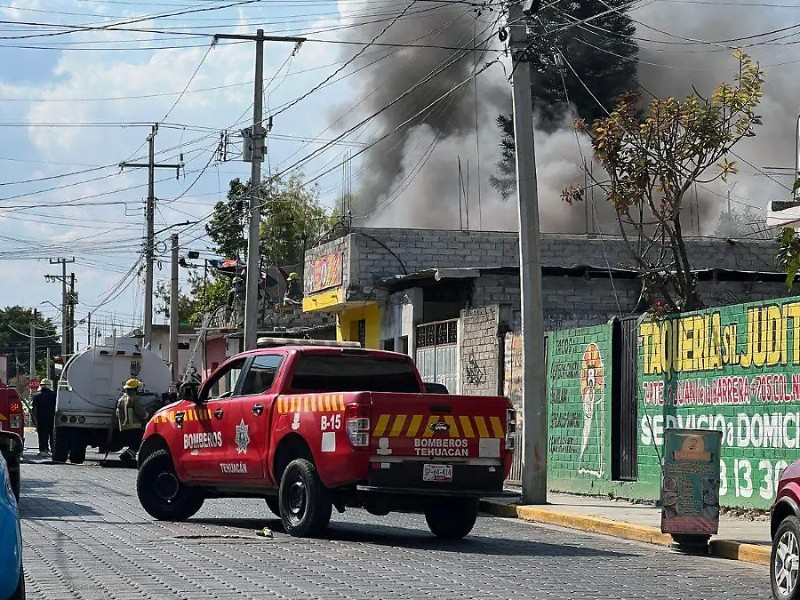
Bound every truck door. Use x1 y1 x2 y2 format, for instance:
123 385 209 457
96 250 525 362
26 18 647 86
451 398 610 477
227 354 284 480
180 358 246 481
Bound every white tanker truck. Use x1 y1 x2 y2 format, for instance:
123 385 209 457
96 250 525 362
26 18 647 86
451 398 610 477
53 337 175 464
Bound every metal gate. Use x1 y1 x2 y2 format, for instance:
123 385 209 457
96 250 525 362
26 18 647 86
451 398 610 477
612 317 639 481
416 319 459 394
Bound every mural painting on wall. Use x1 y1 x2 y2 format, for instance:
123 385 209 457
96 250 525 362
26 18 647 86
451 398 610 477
306 252 343 295
639 299 800 507
579 343 605 477
549 334 607 479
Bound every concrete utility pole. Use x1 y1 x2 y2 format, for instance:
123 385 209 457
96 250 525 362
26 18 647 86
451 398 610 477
120 126 182 348
509 0 548 504
170 234 180 385
46 347 51 381
46 257 75 358
29 309 36 381
213 30 306 350
69 272 76 355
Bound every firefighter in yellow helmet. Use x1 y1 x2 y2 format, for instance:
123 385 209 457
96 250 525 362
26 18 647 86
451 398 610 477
116 378 149 466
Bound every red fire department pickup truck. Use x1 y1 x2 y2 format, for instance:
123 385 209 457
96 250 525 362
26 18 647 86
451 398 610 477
136 346 516 539
0 384 24 499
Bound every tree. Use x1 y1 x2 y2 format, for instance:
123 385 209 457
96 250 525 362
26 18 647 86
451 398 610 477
0 306 60 380
490 0 639 198
167 173 334 322
563 51 764 312
714 206 769 239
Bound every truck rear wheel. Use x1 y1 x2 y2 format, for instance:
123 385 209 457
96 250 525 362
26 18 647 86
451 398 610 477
137 449 204 521
69 432 86 464
278 458 332 537
52 427 70 463
425 498 479 540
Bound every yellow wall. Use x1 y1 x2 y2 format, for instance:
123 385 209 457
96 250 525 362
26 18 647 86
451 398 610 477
336 304 381 349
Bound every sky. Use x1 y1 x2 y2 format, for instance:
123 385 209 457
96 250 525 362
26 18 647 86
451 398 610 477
0 0 798 349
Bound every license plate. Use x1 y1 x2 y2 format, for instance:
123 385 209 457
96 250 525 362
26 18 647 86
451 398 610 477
423 463 453 483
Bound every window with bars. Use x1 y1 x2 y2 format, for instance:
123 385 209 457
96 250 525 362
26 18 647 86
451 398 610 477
416 319 458 349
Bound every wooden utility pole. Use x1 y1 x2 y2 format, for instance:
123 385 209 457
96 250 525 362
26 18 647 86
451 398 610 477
120 126 183 348
212 30 306 350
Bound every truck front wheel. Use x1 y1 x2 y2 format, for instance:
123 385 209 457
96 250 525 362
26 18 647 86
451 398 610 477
137 449 204 521
278 458 332 537
52 427 70 463
425 498 479 540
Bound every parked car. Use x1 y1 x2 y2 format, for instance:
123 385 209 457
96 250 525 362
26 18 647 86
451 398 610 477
771 461 800 599
0 437 24 599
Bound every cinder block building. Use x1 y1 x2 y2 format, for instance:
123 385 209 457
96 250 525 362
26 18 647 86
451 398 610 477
303 227 786 395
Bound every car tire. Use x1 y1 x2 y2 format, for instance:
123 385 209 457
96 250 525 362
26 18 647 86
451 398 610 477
52 427 70 463
9 567 24 600
773 515 800 600
265 497 281 517
9 463 20 502
278 458 332 537
137 449 204 521
425 498 479 540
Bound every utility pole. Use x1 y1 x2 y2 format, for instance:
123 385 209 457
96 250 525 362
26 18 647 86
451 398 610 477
69 272 76 355
170 234 180 385
510 0 548 504
213 29 306 350
46 347 51 382
87 313 91 347
120 126 182 348
47 257 75 358
29 309 36 382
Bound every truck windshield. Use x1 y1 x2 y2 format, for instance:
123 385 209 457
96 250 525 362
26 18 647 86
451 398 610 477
291 354 420 393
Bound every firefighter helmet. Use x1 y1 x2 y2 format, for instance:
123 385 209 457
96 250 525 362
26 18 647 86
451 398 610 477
123 378 142 390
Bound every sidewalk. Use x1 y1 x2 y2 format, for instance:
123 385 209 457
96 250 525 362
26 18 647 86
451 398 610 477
481 492 771 566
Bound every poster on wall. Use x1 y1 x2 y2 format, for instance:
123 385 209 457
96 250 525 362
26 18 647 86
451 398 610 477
306 252 342 295
660 428 722 535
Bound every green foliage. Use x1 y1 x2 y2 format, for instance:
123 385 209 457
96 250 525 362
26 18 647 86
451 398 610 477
563 51 764 312
778 228 800 289
0 306 60 379
490 0 639 198
169 173 333 321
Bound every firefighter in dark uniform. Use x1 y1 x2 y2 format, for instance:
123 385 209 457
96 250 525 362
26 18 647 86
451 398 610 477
32 378 57 457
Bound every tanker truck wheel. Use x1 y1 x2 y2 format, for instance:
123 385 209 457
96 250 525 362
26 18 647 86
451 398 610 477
52 427 71 463
69 432 86 465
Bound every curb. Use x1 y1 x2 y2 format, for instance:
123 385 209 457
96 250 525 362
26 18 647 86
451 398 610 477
480 500 770 567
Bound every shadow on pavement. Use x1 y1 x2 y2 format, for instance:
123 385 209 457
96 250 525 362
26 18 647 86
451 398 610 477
190 516 633 558
18 486 102 520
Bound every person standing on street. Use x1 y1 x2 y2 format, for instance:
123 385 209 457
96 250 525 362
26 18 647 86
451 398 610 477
116 378 148 465
32 379 57 457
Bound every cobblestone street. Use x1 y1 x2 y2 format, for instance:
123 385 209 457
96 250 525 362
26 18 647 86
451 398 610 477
16 450 771 600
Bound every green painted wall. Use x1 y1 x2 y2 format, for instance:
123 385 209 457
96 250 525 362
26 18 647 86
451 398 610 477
547 324 614 495
545 296 800 509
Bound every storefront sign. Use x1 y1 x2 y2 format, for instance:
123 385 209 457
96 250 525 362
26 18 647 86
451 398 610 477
661 428 722 535
306 252 342 294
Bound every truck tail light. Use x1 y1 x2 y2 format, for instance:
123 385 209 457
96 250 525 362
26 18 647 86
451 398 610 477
505 407 517 452
345 402 371 448
9 400 22 430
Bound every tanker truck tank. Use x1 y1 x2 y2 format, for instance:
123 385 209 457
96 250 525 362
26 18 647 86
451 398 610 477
53 338 174 464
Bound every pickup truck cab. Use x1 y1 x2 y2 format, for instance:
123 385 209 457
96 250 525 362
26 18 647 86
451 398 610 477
137 346 516 539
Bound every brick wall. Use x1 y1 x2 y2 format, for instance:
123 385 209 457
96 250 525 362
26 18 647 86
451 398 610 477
344 228 781 288
459 306 503 396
